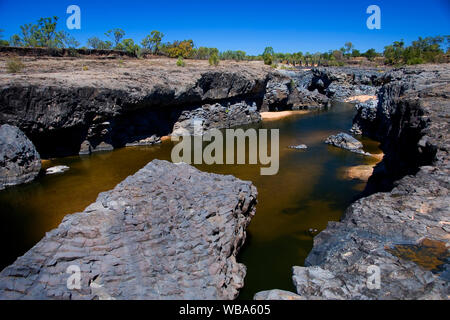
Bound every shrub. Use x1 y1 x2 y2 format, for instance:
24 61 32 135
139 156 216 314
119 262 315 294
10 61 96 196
176 56 185 67
82 65 88 71
6 57 24 73
208 52 219 66
407 57 424 65
263 54 273 65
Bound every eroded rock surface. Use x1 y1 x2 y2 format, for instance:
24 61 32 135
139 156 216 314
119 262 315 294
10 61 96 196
256 64 450 300
0 58 332 158
254 289 303 300
0 160 257 300
324 132 370 155
0 124 41 190
262 72 329 111
171 101 261 136
309 67 386 101
0 58 270 157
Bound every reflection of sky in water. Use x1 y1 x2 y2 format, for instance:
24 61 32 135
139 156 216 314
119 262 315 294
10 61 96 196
0 101 381 299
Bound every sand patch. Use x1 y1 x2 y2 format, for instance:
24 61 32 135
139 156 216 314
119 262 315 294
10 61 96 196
345 95 377 103
340 165 374 181
261 110 310 121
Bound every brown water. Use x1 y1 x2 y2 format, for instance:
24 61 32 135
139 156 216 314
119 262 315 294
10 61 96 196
0 101 381 299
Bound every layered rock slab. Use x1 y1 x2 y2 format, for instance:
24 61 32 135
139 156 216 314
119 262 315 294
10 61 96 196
0 159 257 299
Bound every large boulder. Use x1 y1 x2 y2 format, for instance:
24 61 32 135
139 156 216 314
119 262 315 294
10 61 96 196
324 132 370 155
0 160 257 300
0 124 41 190
261 74 329 111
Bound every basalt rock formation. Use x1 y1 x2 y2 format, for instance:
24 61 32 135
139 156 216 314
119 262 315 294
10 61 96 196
255 64 450 300
261 72 329 111
0 160 257 300
324 132 370 156
0 58 330 158
0 59 270 157
0 124 41 190
309 67 386 101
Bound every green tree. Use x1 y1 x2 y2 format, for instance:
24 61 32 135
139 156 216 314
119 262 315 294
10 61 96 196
120 38 140 55
351 49 361 57
208 52 219 66
141 30 164 54
384 40 405 64
344 42 354 56
363 48 378 60
87 37 112 50
262 46 274 65
14 16 79 48
332 50 343 62
105 28 125 49
0 29 8 46
9 34 22 47
59 31 79 48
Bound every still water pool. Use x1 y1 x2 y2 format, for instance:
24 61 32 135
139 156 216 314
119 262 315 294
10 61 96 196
0 101 381 299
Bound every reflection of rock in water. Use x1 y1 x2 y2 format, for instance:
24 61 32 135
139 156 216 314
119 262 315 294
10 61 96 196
340 165 374 181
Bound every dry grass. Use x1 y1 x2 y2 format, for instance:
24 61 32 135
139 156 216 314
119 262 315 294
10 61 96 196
6 57 24 73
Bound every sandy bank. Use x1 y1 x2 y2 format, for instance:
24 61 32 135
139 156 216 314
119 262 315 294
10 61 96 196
345 95 377 103
260 110 310 121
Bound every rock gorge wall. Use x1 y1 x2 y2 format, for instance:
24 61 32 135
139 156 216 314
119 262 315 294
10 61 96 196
0 160 257 299
0 59 328 158
256 64 450 300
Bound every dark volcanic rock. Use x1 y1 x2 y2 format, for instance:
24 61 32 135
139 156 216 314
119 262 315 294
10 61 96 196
171 100 261 136
255 64 450 300
0 62 269 158
324 132 370 155
0 160 257 299
310 67 385 100
261 73 329 111
0 124 41 190
353 64 450 191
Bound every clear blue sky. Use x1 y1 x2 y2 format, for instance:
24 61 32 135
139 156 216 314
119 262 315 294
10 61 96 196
0 0 449 55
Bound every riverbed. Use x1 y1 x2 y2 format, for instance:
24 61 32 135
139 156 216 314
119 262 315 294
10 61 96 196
0 101 381 299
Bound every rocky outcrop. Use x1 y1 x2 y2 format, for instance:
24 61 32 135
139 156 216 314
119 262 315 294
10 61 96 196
45 165 69 175
255 64 450 300
293 164 449 299
254 289 303 300
0 160 257 299
0 124 41 190
171 100 261 136
0 58 335 158
261 73 329 111
324 132 370 155
350 99 378 135
354 65 450 192
309 67 386 101
0 59 270 157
